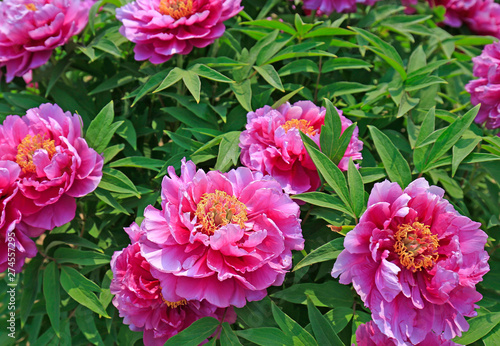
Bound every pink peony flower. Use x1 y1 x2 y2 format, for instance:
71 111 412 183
465 41 500 129
0 0 94 82
115 0 242 64
139 159 304 308
356 321 459 346
0 160 37 273
111 223 235 346
0 103 104 231
332 178 489 344
302 0 383 15
239 101 363 195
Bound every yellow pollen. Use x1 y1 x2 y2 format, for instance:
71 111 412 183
281 119 317 136
195 190 248 236
159 0 193 19
25 3 37 11
394 221 439 272
163 298 188 309
16 134 56 174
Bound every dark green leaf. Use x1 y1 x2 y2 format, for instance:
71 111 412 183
75 306 105 346
54 248 111 266
165 317 220 346
293 192 352 215
453 313 500 344
220 322 242 346
271 282 353 308
254 65 285 91
43 262 60 337
230 80 253 112
86 102 122 153
348 159 364 218
154 68 184 93
236 328 292 346
307 297 345 346
271 301 318 346
451 137 481 176
293 238 344 271
215 131 241 172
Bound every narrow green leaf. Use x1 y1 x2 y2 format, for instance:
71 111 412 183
45 55 71 97
322 58 372 73
102 144 125 164
109 157 165 171
303 27 354 38
319 82 376 99
271 301 318 346
453 313 500 344
88 72 135 95
189 64 234 83
254 65 284 92
154 67 184 93
75 306 105 346
302 139 353 215
241 19 296 35
272 86 304 109
307 297 345 346
132 69 171 106
86 101 120 153
54 248 111 266
406 45 426 74
332 123 356 164
236 328 292 346
279 60 319 76
293 238 344 271
348 159 364 218
20 255 43 326
165 317 220 346
271 282 353 308
182 70 201 103
43 262 60 337
100 168 140 197
230 80 253 112
368 126 412 188
451 137 481 176
60 267 110 318
320 99 342 161
405 75 447 92
423 105 480 169
220 322 242 346
292 192 353 215
215 131 241 172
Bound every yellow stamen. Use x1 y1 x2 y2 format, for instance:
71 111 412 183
281 119 317 136
25 3 37 11
159 0 193 19
16 134 56 174
164 298 188 309
195 190 247 235
394 221 439 272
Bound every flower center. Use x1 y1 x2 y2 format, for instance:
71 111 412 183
25 3 37 11
281 119 317 136
195 190 247 235
163 298 188 309
16 134 56 174
159 0 193 19
394 221 439 272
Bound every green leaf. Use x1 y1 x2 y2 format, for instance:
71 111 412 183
215 131 241 172
116 120 137 151
254 65 285 92
320 99 342 162
241 19 296 35
271 282 353 308
272 86 304 109
348 159 364 218
319 82 376 99
368 126 412 188
292 192 353 216
279 60 319 76
236 328 292 346
75 306 105 346
165 317 220 346
88 71 135 95
182 70 201 103
322 58 372 73
271 301 318 346
332 123 356 164
131 69 171 106
302 139 353 215
453 313 500 344
189 64 234 83
54 248 111 266
293 238 344 271
360 167 387 184
405 75 447 92
303 27 354 38
102 144 125 164
423 105 480 170
20 255 43 326
451 137 481 176
307 298 345 346
484 322 500 346
220 322 242 346
44 234 102 253
109 157 165 172
406 45 426 74
154 67 184 93
415 107 436 147
230 80 253 112
43 262 60 337
86 101 122 153
60 266 110 318
100 168 140 197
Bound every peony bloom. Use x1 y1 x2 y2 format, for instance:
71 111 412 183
426 0 500 38
239 101 363 195
332 178 489 344
115 0 242 64
356 321 459 346
139 159 304 308
0 0 93 82
111 223 235 346
302 0 383 15
0 103 103 231
465 41 500 129
0 160 37 273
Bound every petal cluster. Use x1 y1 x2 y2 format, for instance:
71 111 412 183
239 101 362 194
115 0 242 64
465 41 500 130
0 103 103 267
302 0 383 15
111 224 234 346
332 178 489 344
0 0 93 82
136 159 304 308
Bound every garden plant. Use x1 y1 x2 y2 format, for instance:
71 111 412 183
1 0 500 345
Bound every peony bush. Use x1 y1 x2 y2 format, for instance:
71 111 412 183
1 0 499 345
